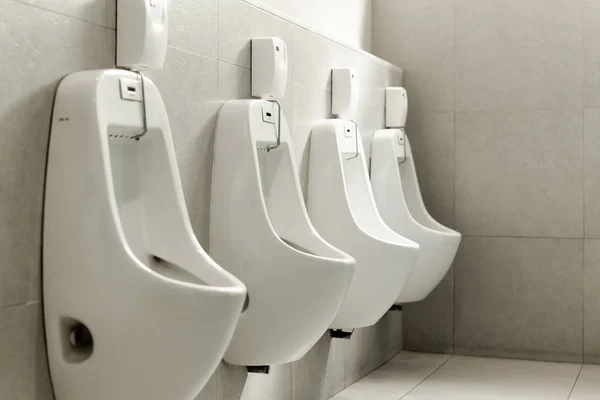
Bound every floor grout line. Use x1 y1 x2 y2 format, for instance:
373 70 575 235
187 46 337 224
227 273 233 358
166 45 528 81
399 355 454 399
566 364 584 400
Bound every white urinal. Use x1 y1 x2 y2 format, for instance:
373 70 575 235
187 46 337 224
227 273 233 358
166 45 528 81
307 119 420 330
44 70 247 400
211 100 355 366
371 129 461 303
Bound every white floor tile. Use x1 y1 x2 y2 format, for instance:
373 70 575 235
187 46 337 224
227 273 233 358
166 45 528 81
331 352 451 400
569 365 600 400
405 356 581 400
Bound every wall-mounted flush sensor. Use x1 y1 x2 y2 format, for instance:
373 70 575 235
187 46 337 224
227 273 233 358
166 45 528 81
385 87 408 129
332 68 359 118
385 87 408 162
252 37 288 99
117 0 169 71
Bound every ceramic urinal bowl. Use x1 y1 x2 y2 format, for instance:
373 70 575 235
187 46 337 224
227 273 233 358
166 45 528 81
371 129 461 303
43 70 247 400
307 119 420 330
211 100 355 366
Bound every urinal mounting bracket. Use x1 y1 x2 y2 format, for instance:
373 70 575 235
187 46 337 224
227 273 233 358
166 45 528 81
389 304 403 312
246 365 271 374
329 329 354 340
265 99 282 152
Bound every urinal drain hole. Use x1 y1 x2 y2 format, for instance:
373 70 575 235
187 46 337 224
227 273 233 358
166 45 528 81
152 255 163 263
69 324 94 350
242 293 250 313
60 317 94 364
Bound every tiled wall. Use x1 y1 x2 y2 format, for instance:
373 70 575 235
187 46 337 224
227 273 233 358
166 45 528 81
373 0 600 364
0 0 403 399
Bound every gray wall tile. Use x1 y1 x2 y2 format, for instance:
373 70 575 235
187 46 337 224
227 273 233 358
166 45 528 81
170 0 219 58
105 0 115 28
218 0 294 74
147 47 220 249
584 0 600 107
0 304 53 400
0 0 113 306
373 0 590 364
585 109 600 238
242 364 292 400
292 335 344 400
455 237 584 363
195 373 218 400
291 27 356 92
16 0 108 26
372 0 454 112
218 62 251 100
217 362 248 400
403 267 454 354
290 83 332 195
406 111 455 228
584 240 600 363
455 110 584 238
455 0 583 111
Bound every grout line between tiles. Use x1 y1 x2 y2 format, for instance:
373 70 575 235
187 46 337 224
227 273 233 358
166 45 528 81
566 364 584 400
0 301 41 310
399 355 454 400
11 0 114 29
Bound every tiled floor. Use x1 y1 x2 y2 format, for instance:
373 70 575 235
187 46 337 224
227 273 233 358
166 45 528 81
332 352 600 400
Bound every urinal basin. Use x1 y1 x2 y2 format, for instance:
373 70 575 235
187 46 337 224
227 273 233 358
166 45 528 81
307 119 420 330
371 129 461 303
44 70 246 400
211 100 355 366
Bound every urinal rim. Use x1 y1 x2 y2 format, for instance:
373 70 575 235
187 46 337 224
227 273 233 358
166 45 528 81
318 119 419 250
215 100 356 266
371 128 461 240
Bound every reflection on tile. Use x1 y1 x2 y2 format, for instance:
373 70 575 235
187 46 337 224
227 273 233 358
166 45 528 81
455 0 582 111
406 356 580 400
569 365 600 400
372 0 454 112
584 240 600 363
0 0 113 306
455 237 584 363
455 110 584 237
332 352 450 400
403 267 454 354
0 304 53 400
